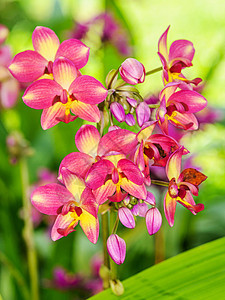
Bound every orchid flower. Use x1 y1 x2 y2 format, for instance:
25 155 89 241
31 167 99 243
119 58 145 85
156 83 207 134
9 26 90 82
164 146 206 227
158 26 201 86
22 57 108 129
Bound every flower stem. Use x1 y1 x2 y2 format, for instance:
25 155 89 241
148 104 160 109
109 211 118 281
146 66 163 76
101 212 110 288
20 157 39 300
151 180 169 187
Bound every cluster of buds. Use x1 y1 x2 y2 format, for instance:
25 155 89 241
9 25 208 271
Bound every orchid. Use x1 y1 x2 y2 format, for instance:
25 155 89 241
22 57 108 129
8 26 90 82
158 26 201 86
31 167 99 243
164 146 206 227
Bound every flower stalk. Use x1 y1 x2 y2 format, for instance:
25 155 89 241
145 66 163 76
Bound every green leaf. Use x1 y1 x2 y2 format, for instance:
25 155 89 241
89 237 225 299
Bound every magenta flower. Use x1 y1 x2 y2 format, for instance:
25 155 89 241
22 57 108 129
31 167 99 243
107 234 126 265
156 83 207 134
9 26 90 82
119 58 145 85
158 26 201 85
164 147 206 227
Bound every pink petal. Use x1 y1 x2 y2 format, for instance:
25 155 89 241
32 26 60 61
178 191 204 215
93 181 116 205
118 207 135 229
178 181 198 196
107 234 126 265
117 159 144 185
0 24 9 44
169 112 199 131
119 58 145 85
158 26 169 62
80 211 99 244
8 50 47 82
134 143 145 172
146 207 162 235
75 124 100 157
58 152 94 181
31 183 74 215
168 90 207 113
121 178 147 200
136 121 157 143
110 102 126 122
169 40 195 64
136 102 151 127
69 75 108 104
164 191 176 227
98 129 137 156
56 39 90 69
51 213 76 241
70 101 100 123
41 102 67 130
80 187 98 218
166 146 186 181
125 113 135 126
22 79 62 109
145 191 156 205
1 77 19 108
53 57 78 90
60 167 86 201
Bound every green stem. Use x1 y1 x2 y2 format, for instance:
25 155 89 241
148 104 160 109
154 194 165 264
151 180 169 187
0 252 30 300
146 66 163 76
109 211 119 281
20 157 39 300
101 212 110 288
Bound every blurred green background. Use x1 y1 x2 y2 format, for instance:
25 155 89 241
0 0 225 299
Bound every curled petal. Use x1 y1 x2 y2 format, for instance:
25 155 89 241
107 234 126 265
118 207 135 229
32 26 60 61
178 191 204 215
136 102 151 127
169 40 195 64
31 183 74 215
164 191 176 227
146 207 162 235
145 191 156 206
80 210 99 244
169 111 199 131
56 39 90 69
70 75 108 104
117 159 144 185
51 213 77 241
8 50 47 82
70 101 100 123
75 124 100 157
22 79 62 109
53 57 78 90
41 103 68 130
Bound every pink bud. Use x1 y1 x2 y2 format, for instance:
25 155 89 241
125 113 135 126
136 102 151 127
126 97 137 107
110 102 126 122
119 58 145 85
145 191 156 206
146 207 162 235
118 207 135 228
107 234 126 265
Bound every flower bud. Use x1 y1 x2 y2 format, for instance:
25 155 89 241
145 191 156 206
107 234 126 265
110 279 124 296
119 58 145 85
118 207 135 228
110 102 125 122
146 207 162 235
136 102 151 127
125 113 135 126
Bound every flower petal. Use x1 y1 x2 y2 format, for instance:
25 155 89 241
107 234 126 265
31 183 74 215
41 102 67 130
158 26 169 62
169 40 195 64
93 180 116 204
146 207 162 235
53 57 78 90
75 124 100 157
1 77 19 108
22 79 62 109
80 210 99 244
117 159 144 185
8 50 47 82
166 146 186 181
51 213 76 241
69 75 108 104
121 178 147 200
56 39 90 69
80 187 98 218
164 191 176 227
118 207 135 229
70 101 100 123
136 102 151 127
169 112 199 131
32 26 60 61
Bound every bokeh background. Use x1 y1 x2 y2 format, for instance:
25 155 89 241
0 0 225 299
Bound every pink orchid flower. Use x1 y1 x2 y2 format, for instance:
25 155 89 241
156 83 207 134
9 26 90 82
158 26 201 86
31 167 99 243
22 57 108 129
164 146 206 227
119 58 145 85
86 154 147 204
